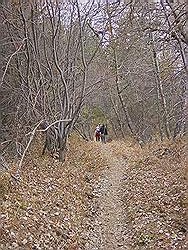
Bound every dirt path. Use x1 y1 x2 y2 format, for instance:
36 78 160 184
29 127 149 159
86 143 128 250
1 138 186 249
85 141 187 250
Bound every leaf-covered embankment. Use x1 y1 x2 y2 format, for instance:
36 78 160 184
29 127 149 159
0 135 105 250
0 137 187 250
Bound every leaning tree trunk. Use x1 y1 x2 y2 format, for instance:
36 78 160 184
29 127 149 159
152 44 171 140
160 0 188 139
106 0 137 139
147 5 171 140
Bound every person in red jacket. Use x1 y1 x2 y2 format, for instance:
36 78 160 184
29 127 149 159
95 124 101 141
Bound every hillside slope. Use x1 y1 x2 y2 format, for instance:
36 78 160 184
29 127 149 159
0 137 187 250
1 136 105 250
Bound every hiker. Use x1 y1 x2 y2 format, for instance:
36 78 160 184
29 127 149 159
100 124 108 143
95 124 101 141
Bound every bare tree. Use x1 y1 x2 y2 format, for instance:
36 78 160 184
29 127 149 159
0 0 102 164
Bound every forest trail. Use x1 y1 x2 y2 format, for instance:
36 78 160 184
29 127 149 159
86 140 187 250
1 138 187 250
86 142 128 249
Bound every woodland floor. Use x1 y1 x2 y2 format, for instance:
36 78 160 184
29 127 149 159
0 135 187 250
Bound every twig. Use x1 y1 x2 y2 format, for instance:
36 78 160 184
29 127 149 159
18 120 44 170
18 119 72 170
1 38 26 87
38 119 72 132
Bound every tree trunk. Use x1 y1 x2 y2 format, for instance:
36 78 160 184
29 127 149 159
106 0 136 138
147 7 171 139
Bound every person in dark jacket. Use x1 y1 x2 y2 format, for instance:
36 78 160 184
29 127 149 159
100 124 108 143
